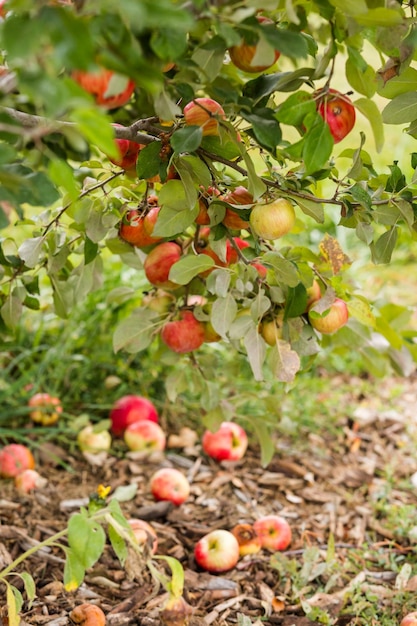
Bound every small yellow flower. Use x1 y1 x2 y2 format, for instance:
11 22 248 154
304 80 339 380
97 484 111 499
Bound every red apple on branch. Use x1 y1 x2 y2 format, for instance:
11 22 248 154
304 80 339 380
308 297 349 334
150 467 190 506
124 420 166 452
250 198 296 240
253 515 292 551
228 16 281 73
183 97 226 136
315 88 356 143
144 242 182 289
109 125 143 171
161 310 206 353
71 68 135 109
110 395 159 437
119 209 163 248
194 529 240 573
202 421 248 462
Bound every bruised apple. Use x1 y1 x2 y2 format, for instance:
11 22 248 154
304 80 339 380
161 310 206 354
308 297 349 334
231 523 262 556
315 88 356 143
183 98 226 136
250 198 296 240
144 241 182 289
0 444 35 478
15 469 47 494
72 68 135 109
229 16 281 73
110 395 159 437
28 392 63 426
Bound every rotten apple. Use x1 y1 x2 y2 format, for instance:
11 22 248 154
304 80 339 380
231 523 262 556
28 392 63 426
77 424 112 454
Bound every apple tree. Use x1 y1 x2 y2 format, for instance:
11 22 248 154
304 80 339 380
0 0 416 397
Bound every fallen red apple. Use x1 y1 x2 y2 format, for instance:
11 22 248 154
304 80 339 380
128 518 158 554
308 297 349 334
250 198 296 240
400 612 417 626
110 395 159 437
14 469 47 494
0 444 35 478
124 420 166 452
194 529 240 573
253 515 292 551
161 310 206 354
183 97 226 136
77 425 112 454
144 241 182 289
202 421 248 462
315 88 356 143
231 523 262 556
229 16 281 73
71 68 135 109
150 467 190 506
28 392 63 426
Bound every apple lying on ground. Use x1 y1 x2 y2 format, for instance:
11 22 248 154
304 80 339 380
110 395 159 437
160 595 194 626
228 15 281 73
0 444 35 478
144 241 182 289
253 515 292 551
315 88 356 144
15 469 47 494
183 97 226 136
124 420 166 452
250 198 296 240
128 518 158 554
400 612 417 626
150 467 190 506
161 310 206 354
231 523 262 556
194 529 240 573
28 392 63 426
202 421 248 462
77 425 112 454
308 297 349 334
71 68 135 109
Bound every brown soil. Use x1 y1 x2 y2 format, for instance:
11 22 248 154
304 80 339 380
2 375 417 626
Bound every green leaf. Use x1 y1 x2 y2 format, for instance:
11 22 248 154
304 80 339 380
170 126 203 153
210 294 238 339
154 556 184 598
347 298 376 328
63 551 86 592
70 108 119 159
392 198 414 228
355 7 404 26
275 91 316 126
48 159 80 201
242 108 281 151
381 92 417 124
243 325 266 381
377 66 417 99
263 26 308 58
296 196 324 223
263 252 300 287
169 254 214 285
158 179 195 212
152 205 199 238
303 116 333 174
1 294 22 329
18 237 45 269
107 524 128 567
136 141 162 180
285 283 308 318
328 0 368 15
20 573 36 605
153 89 182 122
354 98 384 152
67 512 106 569
371 226 398 264
346 57 376 98
191 37 227 82
113 308 161 353
6 584 20 626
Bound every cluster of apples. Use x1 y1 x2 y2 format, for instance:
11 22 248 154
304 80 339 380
0 443 46 494
195 514 292 573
